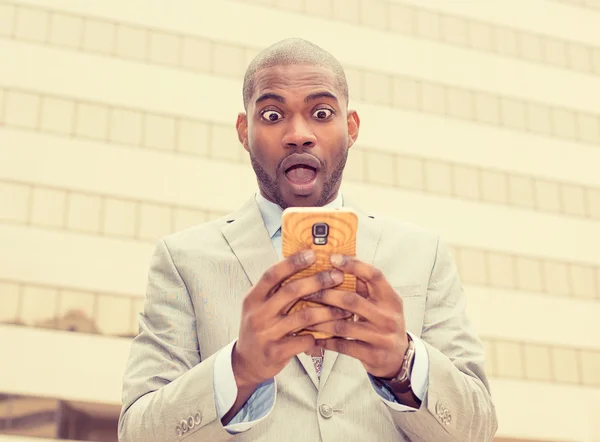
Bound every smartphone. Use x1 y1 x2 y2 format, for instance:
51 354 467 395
281 207 358 338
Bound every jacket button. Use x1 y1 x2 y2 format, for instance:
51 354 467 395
180 419 188 432
194 412 202 425
319 404 333 419
187 416 194 429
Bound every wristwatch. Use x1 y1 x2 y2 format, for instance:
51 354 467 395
373 335 416 396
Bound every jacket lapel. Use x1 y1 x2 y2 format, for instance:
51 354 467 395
221 197 278 286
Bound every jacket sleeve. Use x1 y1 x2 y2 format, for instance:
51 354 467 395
118 239 234 442
389 237 498 441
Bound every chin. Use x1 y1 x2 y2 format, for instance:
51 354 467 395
280 192 321 208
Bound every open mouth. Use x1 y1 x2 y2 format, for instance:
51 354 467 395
281 153 321 187
285 164 317 184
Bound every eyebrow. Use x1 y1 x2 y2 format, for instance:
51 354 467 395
304 91 338 103
255 93 285 106
254 91 339 106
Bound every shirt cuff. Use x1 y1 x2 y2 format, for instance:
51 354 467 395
369 331 430 412
213 340 277 433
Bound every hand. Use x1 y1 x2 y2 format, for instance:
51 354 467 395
304 255 409 379
233 249 351 388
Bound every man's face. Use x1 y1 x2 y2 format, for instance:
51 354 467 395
237 64 360 209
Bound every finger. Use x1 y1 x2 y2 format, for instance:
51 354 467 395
305 320 387 346
304 289 378 323
315 337 373 362
268 269 345 316
330 255 389 285
356 279 368 297
275 306 352 339
267 334 316 363
248 249 316 304
330 255 392 299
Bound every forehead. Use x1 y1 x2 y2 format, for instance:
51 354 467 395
251 64 340 102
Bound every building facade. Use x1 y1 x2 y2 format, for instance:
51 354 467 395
1 0 599 441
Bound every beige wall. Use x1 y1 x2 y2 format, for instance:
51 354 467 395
0 0 599 441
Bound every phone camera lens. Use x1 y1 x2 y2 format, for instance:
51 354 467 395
313 223 329 238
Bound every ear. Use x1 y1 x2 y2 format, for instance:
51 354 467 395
346 110 360 149
236 112 249 152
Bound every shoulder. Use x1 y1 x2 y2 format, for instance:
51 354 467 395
159 212 234 255
356 208 451 282
363 210 441 250
359 211 455 292
375 213 438 240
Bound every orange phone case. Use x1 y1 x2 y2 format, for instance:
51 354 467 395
281 207 358 339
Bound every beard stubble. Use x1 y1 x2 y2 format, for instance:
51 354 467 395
249 148 348 209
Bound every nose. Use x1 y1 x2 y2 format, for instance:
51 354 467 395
282 115 317 149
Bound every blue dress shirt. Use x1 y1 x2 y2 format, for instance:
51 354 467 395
213 192 430 433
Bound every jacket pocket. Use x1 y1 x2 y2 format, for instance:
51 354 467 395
392 284 422 298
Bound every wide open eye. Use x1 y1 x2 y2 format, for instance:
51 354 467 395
261 110 283 122
312 108 333 120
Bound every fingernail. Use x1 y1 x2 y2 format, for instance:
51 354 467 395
330 254 344 266
331 269 344 283
303 249 316 263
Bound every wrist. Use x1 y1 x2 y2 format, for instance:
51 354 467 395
377 335 415 387
231 344 262 390
378 334 413 381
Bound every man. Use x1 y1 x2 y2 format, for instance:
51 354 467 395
118 38 497 441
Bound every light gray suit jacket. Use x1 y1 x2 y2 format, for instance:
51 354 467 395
118 196 497 442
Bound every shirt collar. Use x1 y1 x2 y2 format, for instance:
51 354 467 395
255 191 344 238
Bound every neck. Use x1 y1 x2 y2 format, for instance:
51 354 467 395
257 189 340 209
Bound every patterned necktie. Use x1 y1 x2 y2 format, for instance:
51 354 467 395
312 349 324 378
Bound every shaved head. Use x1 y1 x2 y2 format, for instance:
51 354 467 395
243 38 349 110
